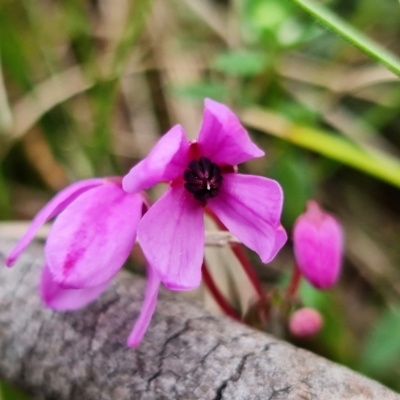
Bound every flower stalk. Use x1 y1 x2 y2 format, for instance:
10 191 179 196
205 206 264 300
202 261 242 321
286 263 302 299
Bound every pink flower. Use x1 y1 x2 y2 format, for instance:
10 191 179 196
289 307 323 338
6 178 144 316
123 99 287 346
293 200 343 289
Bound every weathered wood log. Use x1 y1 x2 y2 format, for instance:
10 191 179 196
0 238 398 400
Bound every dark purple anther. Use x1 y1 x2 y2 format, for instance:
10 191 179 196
183 157 223 201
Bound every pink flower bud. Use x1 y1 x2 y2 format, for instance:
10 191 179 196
293 200 343 290
289 307 323 338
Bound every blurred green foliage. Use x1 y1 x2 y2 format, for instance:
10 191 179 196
0 381 30 400
359 306 400 387
1 0 400 396
212 50 270 77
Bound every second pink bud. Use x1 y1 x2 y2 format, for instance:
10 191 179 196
293 201 343 290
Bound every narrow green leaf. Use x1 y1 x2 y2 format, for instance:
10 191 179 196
287 0 400 77
287 125 400 188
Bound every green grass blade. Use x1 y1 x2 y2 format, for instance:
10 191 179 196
287 0 400 77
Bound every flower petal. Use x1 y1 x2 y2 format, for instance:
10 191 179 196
208 173 286 263
137 185 204 290
123 125 190 193
197 99 264 166
128 267 161 347
6 178 103 267
41 264 110 310
272 225 288 261
46 183 143 288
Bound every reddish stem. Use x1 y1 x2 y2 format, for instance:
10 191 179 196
202 261 241 321
204 206 264 300
287 263 302 298
230 244 264 300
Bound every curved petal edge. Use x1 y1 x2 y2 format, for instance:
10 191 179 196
128 267 161 347
6 178 103 267
123 125 190 193
46 184 143 288
41 264 110 311
208 173 286 263
197 99 264 166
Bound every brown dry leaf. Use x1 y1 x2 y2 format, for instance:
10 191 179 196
22 129 70 191
0 54 13 134
279 54 398 98
12 66 92 141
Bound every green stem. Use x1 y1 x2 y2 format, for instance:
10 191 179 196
288 0 400 77
286 263 302 299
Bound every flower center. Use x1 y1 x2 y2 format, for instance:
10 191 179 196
183 157 223 201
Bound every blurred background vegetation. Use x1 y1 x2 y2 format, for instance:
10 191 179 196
2 0 400 397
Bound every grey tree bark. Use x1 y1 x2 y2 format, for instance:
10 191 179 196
0 238 398 400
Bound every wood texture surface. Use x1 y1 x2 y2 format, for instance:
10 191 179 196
0 238 398 400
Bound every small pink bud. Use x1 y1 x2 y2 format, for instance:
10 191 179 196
289 308 323 338
293 200 343 290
